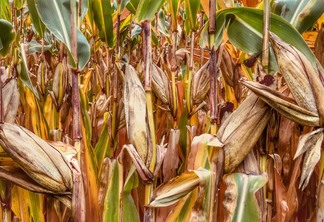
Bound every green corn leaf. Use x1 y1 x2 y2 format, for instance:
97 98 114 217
95 112 111 174
126 0 139 14
14 0 26 10
0 0 12 22
271 0 324 33
18 44 40 99
200 7 316 72
134 0 164 23
34 0 90 69
123 166 140 222
223 173 268 222
27 0 46 37
102 159 122 221
0 19 15 57
168 0 180 31
184 0 200 33
91 0 114 47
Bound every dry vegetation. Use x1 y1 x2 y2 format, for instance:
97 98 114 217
0 0 323 221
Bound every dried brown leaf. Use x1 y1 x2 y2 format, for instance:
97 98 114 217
242 80 319 126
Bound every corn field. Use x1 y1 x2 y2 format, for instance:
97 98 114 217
0 0 323 221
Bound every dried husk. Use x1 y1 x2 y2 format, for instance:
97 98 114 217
124 64 148 162
269 33 317 113
0 123 73 193
191 61 210 104
151 63 171 105
242 80 320 126
217 94 271 172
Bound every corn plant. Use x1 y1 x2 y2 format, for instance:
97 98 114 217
0 0 323 221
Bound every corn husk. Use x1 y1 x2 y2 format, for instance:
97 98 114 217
124 64 148 162
242 80 319 126
152 63 171 105
0 123 73 193
191 61 210 104
216 94 271 172
269 33 317 113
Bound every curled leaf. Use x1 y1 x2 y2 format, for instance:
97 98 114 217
242 80 320 126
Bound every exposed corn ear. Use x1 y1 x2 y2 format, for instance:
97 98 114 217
216 94 271 172
242 80 320 126
124 64 148 162
191 61 210 104
151 63 171 105
269 32 317 113
0 123 73 193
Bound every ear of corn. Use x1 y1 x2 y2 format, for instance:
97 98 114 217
124 64 148 163
217 94 271 172
269 33 317 113
0 123 73 193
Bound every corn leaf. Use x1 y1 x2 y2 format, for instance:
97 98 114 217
34 0 90 69
223 173 268 222
95 112 111 174
134 0 164 23
123 166 140 222
91 0 114 47
12 187 45 222
200 7 316 71
126 0 139 14
0 19 15 57
0 0 12 22
271 0 324 33
184 0 200 33
102 159 122 221
168 0 180 31
27 0 46 37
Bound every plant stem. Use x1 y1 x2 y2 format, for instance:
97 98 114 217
142 19 156 222
0 67 3 124
209 0 218 134
71 0 81 142
261 0 270 74
70 1 84 220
